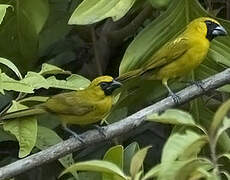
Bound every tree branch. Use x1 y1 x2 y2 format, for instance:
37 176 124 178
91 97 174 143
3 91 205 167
1 69 230 179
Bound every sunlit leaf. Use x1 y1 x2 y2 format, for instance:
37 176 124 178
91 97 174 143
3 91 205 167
46 74 90 90
158 158 212 180
147 109 196 126
60 160 127 180
210 99 230 137
1 73 34 93
0 57 22 79
103 145 124 180
3 101 37 158
21 72 50 89
161 128 207 162
39 63 71 76
123 142 139 175
142 164 161 180
69 0 136 25
130 146 151 178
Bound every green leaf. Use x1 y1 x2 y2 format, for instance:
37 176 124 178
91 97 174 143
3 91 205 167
130 146 151 178
18 96 49 103
148 0 170 9
215 117 230 143
21 72 50 89
0 0 49 71
0 4 11 24
60 160 127 180
221 171 230 179
142 164 161 180
69 0 136 25
103 145 124 180
147 109 196 126
39 63 71 76
119 0 230 75
158 158 212 180
3 101 37 158
218 153 230 160
0 127 16 142
161 129 207 162
46 74 91 90
0 57 22 79
36 126 78 179
123 142 139 176
1 73 34 93
210 99 230 137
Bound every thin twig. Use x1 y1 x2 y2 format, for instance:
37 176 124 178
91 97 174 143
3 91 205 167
1 69 230 179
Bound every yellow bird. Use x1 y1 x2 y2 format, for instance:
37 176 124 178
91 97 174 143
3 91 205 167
117 17 227 102
1 76 122 141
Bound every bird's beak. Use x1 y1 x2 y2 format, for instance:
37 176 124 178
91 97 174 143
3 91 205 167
104 80 122 96
110 80 122 90
212 25 228 36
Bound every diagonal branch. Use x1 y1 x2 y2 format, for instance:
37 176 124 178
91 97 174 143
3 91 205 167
1 68 230 179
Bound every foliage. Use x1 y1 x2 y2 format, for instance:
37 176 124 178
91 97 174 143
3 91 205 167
60 102 230 179
0 0 230 179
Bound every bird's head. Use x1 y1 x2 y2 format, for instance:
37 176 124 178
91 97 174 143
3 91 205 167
89 76 122 96
186 17 227 41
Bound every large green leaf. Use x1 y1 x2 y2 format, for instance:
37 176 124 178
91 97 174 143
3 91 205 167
161 128 207 162
3 101 37 158
119 0 230 75
0 4 11 24
60 160 127 180
130 146 151 178
0 55 22 79
103 145 124 180
147 109 196 126
69 0 136 25
158 158 213 180
0 0 49 71
123 142 139 176
1 72 34 94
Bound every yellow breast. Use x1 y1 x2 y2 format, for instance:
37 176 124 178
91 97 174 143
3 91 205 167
155 36 210 81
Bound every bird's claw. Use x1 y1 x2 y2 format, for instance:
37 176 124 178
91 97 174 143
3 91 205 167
71 133 85 144
193 80 205 92
169 93 181 104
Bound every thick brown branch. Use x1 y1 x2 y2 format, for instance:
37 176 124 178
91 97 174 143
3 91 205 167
1 68 230 179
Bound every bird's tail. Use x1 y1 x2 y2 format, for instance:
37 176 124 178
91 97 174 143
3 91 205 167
1 107 46 121
116 68 144 82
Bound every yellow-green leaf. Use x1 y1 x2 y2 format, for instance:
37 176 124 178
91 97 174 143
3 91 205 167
3 101 37 158
69 0 136 25
130 146 151 178
60 160 127 180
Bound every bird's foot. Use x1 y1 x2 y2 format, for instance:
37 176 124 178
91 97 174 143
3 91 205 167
181 80 205 92
63 126 85 143
70 133 85 144
192 80 205 92
94 125 106 138
169 92 181 104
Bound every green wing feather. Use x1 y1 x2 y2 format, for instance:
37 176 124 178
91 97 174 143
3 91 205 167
117 36 189 82
45 91 94 116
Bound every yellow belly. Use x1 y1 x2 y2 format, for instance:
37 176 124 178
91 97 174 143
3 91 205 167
155 45 209 81
60 98 112 126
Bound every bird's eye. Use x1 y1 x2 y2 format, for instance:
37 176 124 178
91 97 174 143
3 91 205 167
100 82 108 89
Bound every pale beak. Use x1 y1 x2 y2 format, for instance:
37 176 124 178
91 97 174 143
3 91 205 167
212 25 228 36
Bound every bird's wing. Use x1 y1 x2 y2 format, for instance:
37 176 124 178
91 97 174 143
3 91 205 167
45 91 95 116
143 37 189 71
